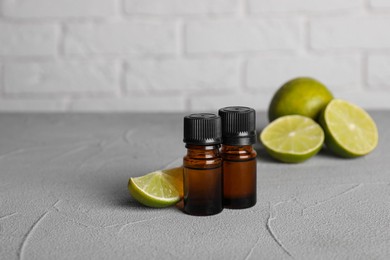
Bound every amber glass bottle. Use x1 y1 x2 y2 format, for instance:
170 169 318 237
183 113 223 216
219 106 257 209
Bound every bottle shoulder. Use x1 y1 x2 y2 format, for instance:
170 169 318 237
184 146 221 159
183 155 222 169
221 145 257 161
184 145 222 169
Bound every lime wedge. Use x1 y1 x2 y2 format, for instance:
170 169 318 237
260 115 324 163
319 99 378 158
128 167 183 208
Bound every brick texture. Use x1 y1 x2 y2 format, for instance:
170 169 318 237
124 0 238 15
4 61 121 94
0 1 390 111
310 17 390 49
368 55 390 89
126 59 239 92
248 0 359 13
186 19 301 53
370 0 390 8
246 55 360 91
64 22 176 56
2 0 116 18
0 22 58 56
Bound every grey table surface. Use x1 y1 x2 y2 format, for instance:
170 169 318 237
0 112 389 260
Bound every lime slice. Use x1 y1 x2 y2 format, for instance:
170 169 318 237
128 167 183 208
260 115 324 163
319 99 378 158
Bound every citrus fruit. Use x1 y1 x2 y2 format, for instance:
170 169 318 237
128 167 183 208
260 115 324 163
319 99 378 158
268 77 334 121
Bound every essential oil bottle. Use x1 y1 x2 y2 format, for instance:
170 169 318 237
183 113 223 216
219 106 257 209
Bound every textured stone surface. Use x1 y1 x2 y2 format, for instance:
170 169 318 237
0 112 389 259
67 97 186 112
0 100 67 112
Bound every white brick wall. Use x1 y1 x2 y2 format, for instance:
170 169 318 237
246 55 360 91
310 17 390 49
248 0 359 13
126 58 239 93
64 21 176 56
370 0 390 8
3 0 117 18
0 1 390 112
4 60 121 94
0 22 58 56
124 0 239 15
368 55 390 89
185 19 301 53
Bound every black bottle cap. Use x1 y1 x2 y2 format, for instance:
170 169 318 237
183 113 222 145
218 106 256 145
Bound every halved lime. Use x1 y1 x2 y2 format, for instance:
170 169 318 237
128 167 183 208
319 99 378 158
260 115 324 163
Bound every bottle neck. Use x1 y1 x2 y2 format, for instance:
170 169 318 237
185 144 220 159
221 144 253 151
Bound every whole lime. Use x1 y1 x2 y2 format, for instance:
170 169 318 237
268 77 334 122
